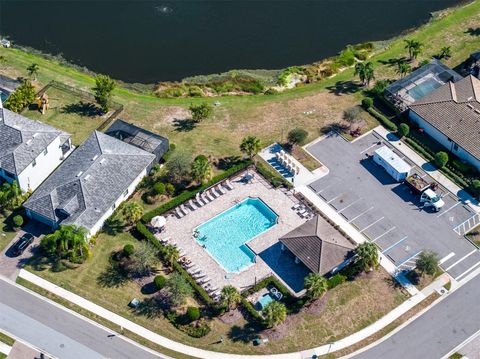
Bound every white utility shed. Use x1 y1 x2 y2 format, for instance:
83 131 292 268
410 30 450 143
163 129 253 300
373 146 412 182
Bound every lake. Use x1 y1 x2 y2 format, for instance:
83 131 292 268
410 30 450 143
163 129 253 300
0 0 462 83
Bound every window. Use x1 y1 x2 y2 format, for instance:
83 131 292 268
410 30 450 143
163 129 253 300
453 143 459 151
44 148 48 156
32 159 36 167
123 189 129 197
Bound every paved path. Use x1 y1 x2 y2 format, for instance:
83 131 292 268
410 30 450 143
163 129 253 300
0 277 169 359
0 341 11 356
351 273 480 359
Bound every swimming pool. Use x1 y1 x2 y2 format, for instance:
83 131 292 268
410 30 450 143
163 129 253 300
195 198 278 272
256 293 275 310
408 77 442 101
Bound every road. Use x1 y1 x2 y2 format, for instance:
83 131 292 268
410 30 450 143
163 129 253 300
354 274 480 359
0 278 169 359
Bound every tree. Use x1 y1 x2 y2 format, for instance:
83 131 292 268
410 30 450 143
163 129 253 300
4 80 36 113
397 123 410 138
191 155 212 184
27 63 39 81
304 273 328 299
438 46 452 59
371 79 390 96
471 179 480 199
404 39 423 61
12 215 24 228
189 103 213 122
263 301 287 328
0 181 26 211
154 275 167 290
166 272 193 307
153 182 165 196
396 62 411 77
93 74 115 113
361 98 373 110
343 106 362 125
434 151 449 168
186 306 201 322
416 251 439 276
354 62 375 87
123 244 135 257
164 244 179 271
165 150 192 183
40 225 90 263
355 242 379 271
124 241 159 277
287 128 309 145
121 202 143 226
240 136 261 159
220 285 241 311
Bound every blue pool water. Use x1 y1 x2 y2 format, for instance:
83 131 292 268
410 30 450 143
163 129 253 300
0 90 9 103
408 77 442 101
196 198 278 272
257 293 275 310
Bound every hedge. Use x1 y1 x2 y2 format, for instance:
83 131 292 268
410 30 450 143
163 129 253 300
327 273 347 289
367 107 398 132
240 298 264 323
142 159 252 223
136 222 215 306
255 160 293 189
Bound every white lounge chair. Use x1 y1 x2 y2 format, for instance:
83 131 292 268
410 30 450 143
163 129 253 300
216 184 226 195
205 191 215 201
188 199 198 210
175 207 184 218
195 193 205 206
224 179 234 190
209 189 219 198
180 204 189 215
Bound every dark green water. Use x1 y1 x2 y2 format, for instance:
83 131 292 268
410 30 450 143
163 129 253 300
0 0 462 83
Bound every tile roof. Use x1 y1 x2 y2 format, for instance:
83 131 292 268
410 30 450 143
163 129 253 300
279 215 355 276
24 131 155 232
0 103 69 175
409 75 480 160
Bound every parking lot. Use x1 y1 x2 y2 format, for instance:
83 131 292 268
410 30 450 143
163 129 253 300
307 132 480 281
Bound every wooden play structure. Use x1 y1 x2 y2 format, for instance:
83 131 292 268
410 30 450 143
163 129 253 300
36 93 49 114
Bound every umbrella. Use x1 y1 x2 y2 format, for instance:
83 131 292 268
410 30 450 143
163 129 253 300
150 215 166 228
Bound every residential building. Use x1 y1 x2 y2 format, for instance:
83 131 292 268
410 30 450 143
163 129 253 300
23 131 155 237
105 119 169 164
409 75 480 171
279 215 355 276
0 100 72 192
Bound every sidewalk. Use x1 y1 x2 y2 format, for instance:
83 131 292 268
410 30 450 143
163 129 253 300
0 341 12 356
374 126 480 213
17 267 444 358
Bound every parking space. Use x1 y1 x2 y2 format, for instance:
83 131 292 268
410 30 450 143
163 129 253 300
306 132 479 281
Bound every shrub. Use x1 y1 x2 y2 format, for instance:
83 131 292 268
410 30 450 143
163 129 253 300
154 275 167 290
287 128 309 145
165 183 176 196
186 306 201 322
451 159 474 174
397 123 410 138
434 151 449 168
416 251 439 276
123 244 135 257
361 98 373 109
189 103 213 122
4 80 36 113
471 180 480 198
367 107 397 132
12 215 23 228
327 273 347 289
153 182 166 196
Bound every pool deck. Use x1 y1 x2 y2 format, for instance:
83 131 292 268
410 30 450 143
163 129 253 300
156 171 307 295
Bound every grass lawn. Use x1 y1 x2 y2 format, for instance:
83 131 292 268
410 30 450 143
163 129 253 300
0 215 18 253
26 232 408 355
467 225 480 247
21 85 107 146
0 332 15 346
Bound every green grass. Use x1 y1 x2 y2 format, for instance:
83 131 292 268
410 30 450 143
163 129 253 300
0 353 6 359
0 215 17 253
0 332 15 346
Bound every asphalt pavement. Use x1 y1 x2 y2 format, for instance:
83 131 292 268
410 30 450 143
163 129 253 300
0 278 169 359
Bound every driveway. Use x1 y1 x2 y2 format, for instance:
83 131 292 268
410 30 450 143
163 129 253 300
306 132 480 281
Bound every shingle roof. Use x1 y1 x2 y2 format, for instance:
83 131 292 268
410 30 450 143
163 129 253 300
24 131 155 232
0 104 69 175
409 75 480 160
279 215 355 276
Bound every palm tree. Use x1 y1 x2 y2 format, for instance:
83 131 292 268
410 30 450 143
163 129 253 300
404 39 423 61
240 136 261 160
355 242 379 272
27 63 39 81
438 46 452 59
354 62 375 87
164 244 179 271
263 301 287 328
304 273 328 299
396 62 411 77
190 155 212 184
220 285 241 311
40 225 89 261
121 202 144 226
0 180 25 210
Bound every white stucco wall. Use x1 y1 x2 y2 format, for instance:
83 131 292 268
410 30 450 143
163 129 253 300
409 110 480 171
2 136 69 192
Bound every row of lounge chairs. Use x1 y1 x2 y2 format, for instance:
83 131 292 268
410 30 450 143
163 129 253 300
182 262 221 301
292 203 314 220
275 151 300 175
174 180 235 219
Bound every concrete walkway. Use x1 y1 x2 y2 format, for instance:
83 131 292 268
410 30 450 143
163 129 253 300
374 126 480 213
0 341 12 356
18 269 447 358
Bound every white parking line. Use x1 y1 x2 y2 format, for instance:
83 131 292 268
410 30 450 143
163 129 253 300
439 252 455 265
337 198 362 213
382 236 409 253
316 184 332 194
456 260 480 281
348 206 374 223
372 226 396 242
360 217 385 233
359 143 379 154
445 249 477 271
327 194 343 204
437 201 462 218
